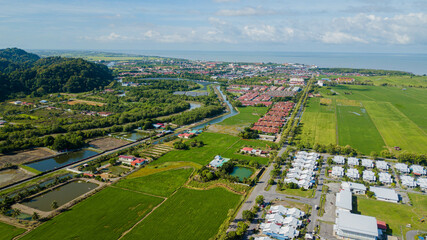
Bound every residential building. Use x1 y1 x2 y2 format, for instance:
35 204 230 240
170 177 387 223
269 205 288 216
335 211 379 240
375 161 389 171
361 159 374 168
395 163 409 173
346 168 360 179
341 182 367 194
363 170 376 182
347 157 359 167
118 155 136 165
332 166 344 177
208 155 230 169
401 175 416 188
370 187 399 203
417 178 427 191
260 223 299 240
410 165 426 175
378 172 393 184
333 156 345 165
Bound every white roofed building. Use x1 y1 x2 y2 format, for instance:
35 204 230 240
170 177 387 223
269 205 288 215
332 166 344 177
336 190 352 215
363 170 376 182
375 161 389 171
395 163 409 173
341 182 367 194
370 187 399 203
378 172 393 184
334 211 379 240
347 157 359 167
410 165 426 175
333 156 345 165
346 168 360 179
361 159 374 168
417 178 427 191
401 175 416 188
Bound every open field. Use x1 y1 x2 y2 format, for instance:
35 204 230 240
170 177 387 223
88 137 130 151
299 98 336 146
276 188 315 198
355 193 427 236
122 187 242 240
0 148 56 168
0 222 26 240
67 99 105 106
319 75 427 88
0 168 34 188
21 187 163 240
336 105 386 153
154 132 274 166
115 168 193 197
301 85 427 154
218 106 267 126
128 161 202 178
272 200 311 214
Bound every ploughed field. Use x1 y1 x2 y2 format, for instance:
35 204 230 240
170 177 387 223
300 85 427 154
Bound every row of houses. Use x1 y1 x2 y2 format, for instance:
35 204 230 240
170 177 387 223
331 166 392 183
400 175 427 190
251 102 294 134
259 205 306 240
395 163 426 175
178 129 202 139
341 181 399 203
284 151 319 189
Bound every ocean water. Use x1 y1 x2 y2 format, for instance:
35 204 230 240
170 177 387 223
115 50 427 75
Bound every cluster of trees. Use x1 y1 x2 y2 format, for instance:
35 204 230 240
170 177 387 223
196 161 239 183
238 127 259 139
0 48 113 101
51 134 85 151
169 105 224 125
371 150 426 166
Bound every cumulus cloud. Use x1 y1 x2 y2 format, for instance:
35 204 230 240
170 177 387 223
321 32 368 44
216 7 276 16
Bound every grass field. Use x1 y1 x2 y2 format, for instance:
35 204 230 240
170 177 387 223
128 161 201 178
218 106 268 126
319 75 427 88
115 168 193 197
154 132 274 166
21 187 163 240
355 193 427 236
336 105 386 153
0 222 26 240
277 188 315 198
122 187 242 240
301 85 427 154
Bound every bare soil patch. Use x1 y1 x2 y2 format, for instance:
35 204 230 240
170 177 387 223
88 137 130 151
0 148 56 167
0 168 34 188
67 99 105 106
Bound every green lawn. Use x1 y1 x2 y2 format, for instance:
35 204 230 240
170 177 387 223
336 105 386 153
319 75 427 88
21 187 163 240
277 188 315 198
356 193 427 236
115 168 193 197
122 187 242 240
155 132 273 166
218 106 268 126
0 222 26 240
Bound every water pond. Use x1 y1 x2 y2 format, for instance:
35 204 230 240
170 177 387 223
24 150 98 172
230 166 254 182
22 181 98 212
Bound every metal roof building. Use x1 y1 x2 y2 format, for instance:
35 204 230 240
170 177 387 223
363 170 376 182
370 187 399 203
341 181 367 194
375 161 389 171
332 166 344 177
336 190 352 214
346 168 360 179
395 163 409 173
401 175 416 188
378 172 393 184
333 156 345 165
335 211 379 240
348 157 360 166
361 159 374 168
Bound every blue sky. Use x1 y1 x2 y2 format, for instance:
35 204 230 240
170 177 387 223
0 0 426 53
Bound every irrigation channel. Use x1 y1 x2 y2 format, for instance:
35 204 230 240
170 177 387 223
1 81 238 192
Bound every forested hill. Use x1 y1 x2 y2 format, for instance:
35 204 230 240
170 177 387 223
0 48 113 100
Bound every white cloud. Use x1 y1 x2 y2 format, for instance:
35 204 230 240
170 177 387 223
216 7 276 16
321 32 368 44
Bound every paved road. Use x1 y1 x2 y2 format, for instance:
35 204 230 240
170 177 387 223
407 230 427 240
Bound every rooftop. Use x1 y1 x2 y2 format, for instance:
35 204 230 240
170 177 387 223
336 211 378 238
370 187 399 202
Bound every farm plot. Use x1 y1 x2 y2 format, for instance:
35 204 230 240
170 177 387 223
139 144 173 159
154 132 273 166
67 99 105 106
299 98 336 146
336 105 386 154
115 168 193 197
0 222 26 240
21 187 163 240
218 106 268 126
363 101 427 153
88 137 130 151
122 187 242 240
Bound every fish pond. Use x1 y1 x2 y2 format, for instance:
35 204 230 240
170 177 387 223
230 166 254 181
24 150 98 172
